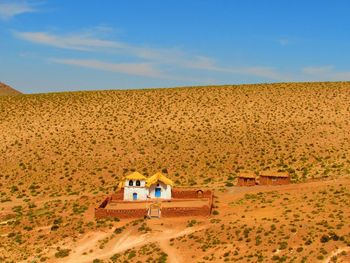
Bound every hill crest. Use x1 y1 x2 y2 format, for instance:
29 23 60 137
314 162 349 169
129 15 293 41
0 82 22 96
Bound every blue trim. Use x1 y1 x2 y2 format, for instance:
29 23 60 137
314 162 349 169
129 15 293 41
155 188 161 197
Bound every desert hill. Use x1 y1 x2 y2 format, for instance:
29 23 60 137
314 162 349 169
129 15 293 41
0 82 21 96
1 81 350 262
1 81 350 195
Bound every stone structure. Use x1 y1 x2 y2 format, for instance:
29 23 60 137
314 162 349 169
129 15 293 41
259 171 290 185
237 172 257 186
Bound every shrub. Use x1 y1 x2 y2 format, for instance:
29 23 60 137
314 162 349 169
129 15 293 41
55 249 71 258
320 235 329 243
279 241 288 250
212 210 219 215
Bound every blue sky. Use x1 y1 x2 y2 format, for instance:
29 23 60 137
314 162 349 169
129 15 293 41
0 0 350 93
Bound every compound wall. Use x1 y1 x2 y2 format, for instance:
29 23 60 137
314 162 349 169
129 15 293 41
95 188 213 219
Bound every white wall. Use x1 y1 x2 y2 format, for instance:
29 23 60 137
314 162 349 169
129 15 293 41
149 181 172 200
123 179 148 201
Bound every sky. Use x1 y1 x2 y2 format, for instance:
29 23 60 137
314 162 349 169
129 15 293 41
0 0 350 93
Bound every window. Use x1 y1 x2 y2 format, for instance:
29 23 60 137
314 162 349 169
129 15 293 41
136 180 141 186
129 180 133 186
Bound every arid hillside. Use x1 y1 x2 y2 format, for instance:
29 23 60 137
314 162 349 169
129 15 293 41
1 82 350 196
1 81 350 262
0 82 21 96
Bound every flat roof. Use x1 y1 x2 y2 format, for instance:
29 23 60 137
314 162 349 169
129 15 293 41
259 171 289 178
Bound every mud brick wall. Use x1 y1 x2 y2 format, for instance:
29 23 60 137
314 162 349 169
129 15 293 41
172 188 212 199
98 197 110 208
162 205 211 217
111 189 124 200
95 208 147 219
237 178 256 187
259 176 291 185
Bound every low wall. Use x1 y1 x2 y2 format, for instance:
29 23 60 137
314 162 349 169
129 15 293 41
98 197 110 208
95 207 147 219
111 189 124 201
95 188 214 219
172 188 212 199
259 176 290 185
162 205 211 217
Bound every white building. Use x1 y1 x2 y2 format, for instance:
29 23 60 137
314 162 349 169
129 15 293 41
121 172 174 201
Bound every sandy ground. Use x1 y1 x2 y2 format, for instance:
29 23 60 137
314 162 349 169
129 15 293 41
60 221 207 263
24 178 344 263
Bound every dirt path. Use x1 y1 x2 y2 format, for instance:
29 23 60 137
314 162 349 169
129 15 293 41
158 238 182 263
63 225 207 263
323 247 350 263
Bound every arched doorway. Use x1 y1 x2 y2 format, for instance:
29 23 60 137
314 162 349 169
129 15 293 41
133 192 138 200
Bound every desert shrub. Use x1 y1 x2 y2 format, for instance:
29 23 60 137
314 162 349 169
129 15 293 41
279 241 288 250
212 210 219 215
158 252 168 263
114 226 125 234
50 225 59 231
320 235 329 243
187 220 197 227
55 249 70 258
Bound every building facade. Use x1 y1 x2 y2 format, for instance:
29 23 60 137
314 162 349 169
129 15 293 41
259 171 290 185
122 172 173 201
237 172 257 186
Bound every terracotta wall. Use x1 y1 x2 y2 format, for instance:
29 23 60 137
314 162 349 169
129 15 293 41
259 176 290 185
98 197 110 208
162 205 211 217
95 188 214 219
237 178 256 186
95 208 147 219
172 188 212 199
111 189 124 201
95 205 211 219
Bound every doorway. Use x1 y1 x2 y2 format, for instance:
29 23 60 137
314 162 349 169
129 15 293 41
155 188 161 198
133 192 138 200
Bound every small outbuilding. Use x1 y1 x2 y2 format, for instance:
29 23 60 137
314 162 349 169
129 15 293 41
237 172 257 186
259 171 290 185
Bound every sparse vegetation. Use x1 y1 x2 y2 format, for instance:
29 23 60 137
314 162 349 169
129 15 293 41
1 82 350 262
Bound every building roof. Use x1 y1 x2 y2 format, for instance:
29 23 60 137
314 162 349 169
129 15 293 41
146 172 174 187
259 171 289 178
238 172 256 179
125 171 147 180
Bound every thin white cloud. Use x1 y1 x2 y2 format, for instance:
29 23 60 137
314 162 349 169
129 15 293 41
50 58 166 78
332 71 350 80
14 31 124 51
302 65 334 75
0 1 38 20
15 29 291 81
302 65 350 81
